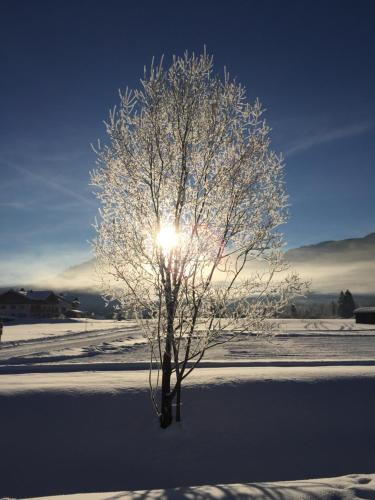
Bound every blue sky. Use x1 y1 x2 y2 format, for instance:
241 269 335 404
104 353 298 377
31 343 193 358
0 0 374 283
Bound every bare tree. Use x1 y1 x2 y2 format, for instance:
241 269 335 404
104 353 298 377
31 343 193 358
91 50 306 428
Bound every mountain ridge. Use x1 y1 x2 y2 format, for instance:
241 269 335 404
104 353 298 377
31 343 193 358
3 232 375 296
285 232 375 263
56 231 375 294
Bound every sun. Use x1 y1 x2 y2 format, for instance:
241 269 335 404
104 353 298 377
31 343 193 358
156 225 179 253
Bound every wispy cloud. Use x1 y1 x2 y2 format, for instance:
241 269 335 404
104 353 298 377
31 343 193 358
0 200 37 210
2 161 97 208
286 122 373 156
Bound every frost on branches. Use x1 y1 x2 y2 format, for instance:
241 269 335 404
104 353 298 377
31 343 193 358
91 51 306 428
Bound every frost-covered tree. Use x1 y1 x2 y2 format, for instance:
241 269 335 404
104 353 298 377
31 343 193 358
91 51 305 428
290 303 298 318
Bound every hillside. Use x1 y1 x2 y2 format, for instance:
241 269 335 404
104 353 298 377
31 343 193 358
284 233 375 294
56 232 375 295
286 232 375 264
2 232 374 314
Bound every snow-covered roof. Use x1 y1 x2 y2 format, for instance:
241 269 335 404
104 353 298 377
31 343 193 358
354 307 375 313
22 290 76 303
25 291 54 301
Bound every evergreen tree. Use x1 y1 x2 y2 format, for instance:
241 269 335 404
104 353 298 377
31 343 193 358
338 290 356 318
344 290 356 318
338 291 345 318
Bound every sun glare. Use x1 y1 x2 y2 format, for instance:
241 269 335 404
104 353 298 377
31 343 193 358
156 226 179 253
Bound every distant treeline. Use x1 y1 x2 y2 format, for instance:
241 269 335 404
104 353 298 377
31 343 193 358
285 290 373 319
2 286 371 320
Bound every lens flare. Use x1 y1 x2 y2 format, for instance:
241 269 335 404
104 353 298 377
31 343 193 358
156 226 179 253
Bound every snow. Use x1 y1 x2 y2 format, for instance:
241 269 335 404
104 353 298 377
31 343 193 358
1 366 375 498
1 364 375 391
1 318 135 343
1 319 375 369
27 473 375 499
1 320 375 498
2 318 375 345
273 318 375 334
2 318 374 345
354 306 375 313
0 337 147 365
24 290 59 301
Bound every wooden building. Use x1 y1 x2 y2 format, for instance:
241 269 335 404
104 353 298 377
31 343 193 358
354 307 375 325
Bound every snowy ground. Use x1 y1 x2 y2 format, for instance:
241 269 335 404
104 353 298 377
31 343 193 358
1 366 375 498
1 320 375 498
273 318 375 334
2 318 375 344
1 318 375 368
1 318 136 343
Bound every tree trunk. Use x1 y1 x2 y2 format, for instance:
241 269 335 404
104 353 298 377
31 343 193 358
160 345 173 428
176 381 181 422
160 281 175 429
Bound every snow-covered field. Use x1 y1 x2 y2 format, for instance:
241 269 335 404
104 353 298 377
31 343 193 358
274 318 375 334
1 318 136 343
1 320 375 498
1 366 375 498
2 318 375 344
1 318 375 368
